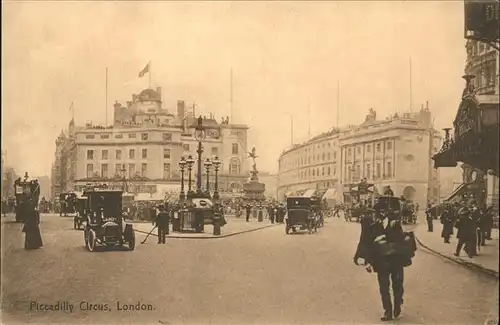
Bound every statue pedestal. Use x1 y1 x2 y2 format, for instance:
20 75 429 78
242 171 266 201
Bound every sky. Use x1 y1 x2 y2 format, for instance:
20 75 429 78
2 1 467 177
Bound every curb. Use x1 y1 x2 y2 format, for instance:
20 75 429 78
135 223 279 239
415 236 499 279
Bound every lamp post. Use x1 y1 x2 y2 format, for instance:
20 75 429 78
120 165 128 192
194 116 206 195
186 155 195 198
212 156 221 201
204 158 212 197
178 156 187 202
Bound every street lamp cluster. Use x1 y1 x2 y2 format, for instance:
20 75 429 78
178 116 221 203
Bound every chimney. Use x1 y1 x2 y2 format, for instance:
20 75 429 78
426 101 429 110
177 100 185 118
156 87 162 100
421 104 424 110
114 101 121 109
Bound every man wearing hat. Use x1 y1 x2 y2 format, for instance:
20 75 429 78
454 207 475 258
154 204 170 244
354 198 416 321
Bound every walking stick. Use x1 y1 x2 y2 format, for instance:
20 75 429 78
140 225 157 244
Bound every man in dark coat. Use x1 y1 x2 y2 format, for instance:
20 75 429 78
354 209 415 321
154 205 170 244
425 204 433 232
440 205 454 243
245 204 251 222
454 207 475 258
268 204 276 224
484 206 494 240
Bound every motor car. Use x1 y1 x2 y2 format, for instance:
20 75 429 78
83 189 135 252
285 196 318 234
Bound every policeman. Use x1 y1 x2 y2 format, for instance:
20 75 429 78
354 203 415 321
245 203 251 222
154 205 170 244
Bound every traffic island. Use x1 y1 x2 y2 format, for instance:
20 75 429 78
132 218 279 239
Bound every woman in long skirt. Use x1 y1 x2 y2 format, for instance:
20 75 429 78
23 209 43 250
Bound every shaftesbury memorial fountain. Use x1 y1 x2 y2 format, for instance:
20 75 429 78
242 146 266 201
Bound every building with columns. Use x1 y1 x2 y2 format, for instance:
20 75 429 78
277 105 442 208
51 87 250 199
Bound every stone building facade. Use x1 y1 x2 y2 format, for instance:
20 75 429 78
51 87 250 199
277 106 442 208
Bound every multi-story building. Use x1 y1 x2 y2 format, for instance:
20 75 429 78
53 87 250 197
432 38 499 209
465 39 499 96
277 105 442 208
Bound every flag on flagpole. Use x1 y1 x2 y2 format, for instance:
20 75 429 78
138 62 150 78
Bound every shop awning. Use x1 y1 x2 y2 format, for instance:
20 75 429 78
302 189 316 198
134 193 164 202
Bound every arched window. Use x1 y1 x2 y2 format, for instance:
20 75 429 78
229 158 240 175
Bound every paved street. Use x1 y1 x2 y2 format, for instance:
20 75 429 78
1 214 498 325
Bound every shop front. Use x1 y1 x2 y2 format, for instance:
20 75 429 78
433 76 499 175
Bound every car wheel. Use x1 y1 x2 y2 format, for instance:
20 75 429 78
87 230 96 252
128 229 135 251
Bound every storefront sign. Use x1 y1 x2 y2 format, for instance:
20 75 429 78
454 98 479 140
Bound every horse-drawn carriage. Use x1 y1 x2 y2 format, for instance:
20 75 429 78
14 173 41 223
73 192 88 230
285 196 320 234
59 192 77 217
343 179 375 222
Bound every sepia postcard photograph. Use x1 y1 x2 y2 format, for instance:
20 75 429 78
1 1 499 324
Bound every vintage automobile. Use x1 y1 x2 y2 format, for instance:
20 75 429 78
59 192 77 217
285 196 318 234
83 189 135 251
73 193 88 230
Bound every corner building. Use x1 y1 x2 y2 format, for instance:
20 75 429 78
277 106 442 208
54 87 250 196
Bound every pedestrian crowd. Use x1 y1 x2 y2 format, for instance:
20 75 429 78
425 201 496 258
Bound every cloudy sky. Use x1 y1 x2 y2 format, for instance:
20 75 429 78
2 1 466 176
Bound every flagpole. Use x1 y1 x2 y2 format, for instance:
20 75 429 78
409 57 412 112
336 80 340 128
105 67 108 127
149 61 152 88
230 68 233 123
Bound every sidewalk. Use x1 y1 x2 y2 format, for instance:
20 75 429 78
129 216 279 239
415 220 499 277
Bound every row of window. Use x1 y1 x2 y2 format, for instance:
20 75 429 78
86 163 172 179
85 132 174 141
281 161 394 184
87 148 172 160
181 143 239 155
280 141 394 170
86 159 244 179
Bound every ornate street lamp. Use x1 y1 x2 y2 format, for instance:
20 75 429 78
186 155 195 198
178 156 187 201
204 158 212 197
212 156 221 201
194 116 206 195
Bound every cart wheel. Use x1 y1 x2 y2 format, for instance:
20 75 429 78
128 229 135 251
87 230 97 252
